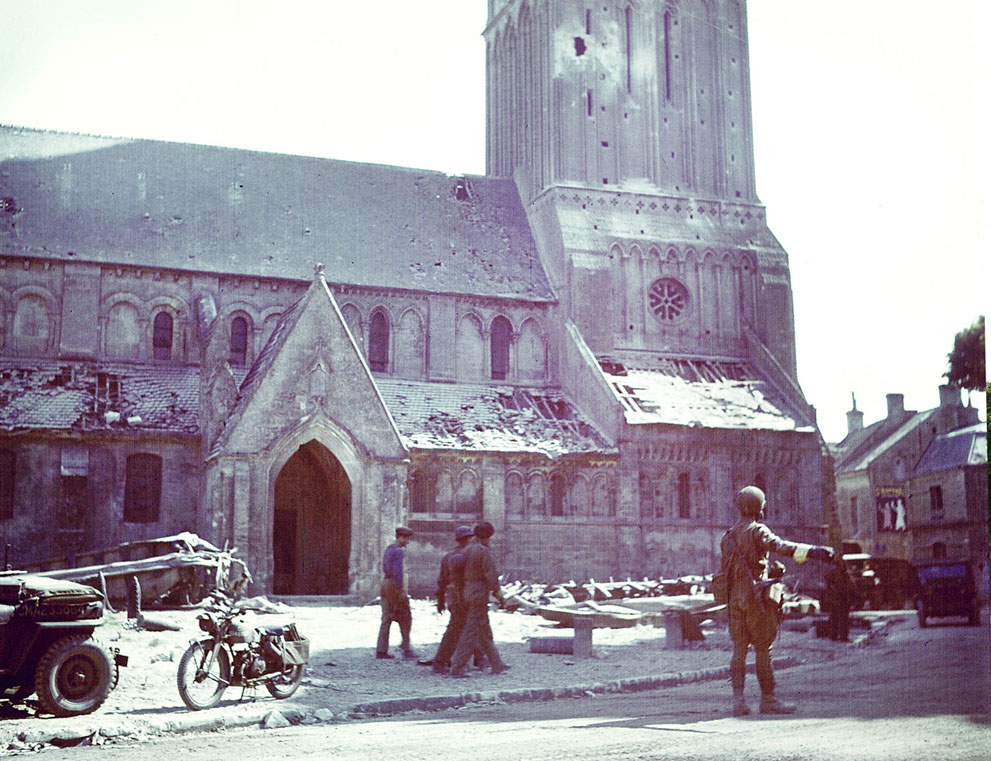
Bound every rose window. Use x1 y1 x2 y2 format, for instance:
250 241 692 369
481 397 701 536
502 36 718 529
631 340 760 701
648 278 689 321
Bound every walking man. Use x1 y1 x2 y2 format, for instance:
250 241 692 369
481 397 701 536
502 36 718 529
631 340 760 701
719 486 834 715
449 521 509 678
428 524 474 673
376 526 416 659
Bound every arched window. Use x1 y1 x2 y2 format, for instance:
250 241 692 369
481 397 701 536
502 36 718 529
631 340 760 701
410 469 432 513
457 314 484 380
456 470 482 515
13 294 49 353
505 472 524 518
491 316 512 380
152 312 173 360
230 316 249 367
124 454 162 523
105 302 140 358
550 472 566 516
368 310 389 372
527 473 546 516
435 470 454 513
0 448 15 520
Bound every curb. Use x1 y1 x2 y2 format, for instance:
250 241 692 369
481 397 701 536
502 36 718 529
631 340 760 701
347 656 799 717
9 657 800 748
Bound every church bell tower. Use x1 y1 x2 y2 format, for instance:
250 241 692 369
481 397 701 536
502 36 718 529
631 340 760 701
483 0 802 388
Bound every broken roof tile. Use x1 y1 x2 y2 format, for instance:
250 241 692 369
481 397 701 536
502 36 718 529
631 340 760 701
376 379 615 458
598 353 813 432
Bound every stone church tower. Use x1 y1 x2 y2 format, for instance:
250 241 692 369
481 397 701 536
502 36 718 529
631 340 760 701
485 0 798 382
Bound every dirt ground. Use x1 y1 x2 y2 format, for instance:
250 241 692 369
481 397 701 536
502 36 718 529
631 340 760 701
0 596 907 746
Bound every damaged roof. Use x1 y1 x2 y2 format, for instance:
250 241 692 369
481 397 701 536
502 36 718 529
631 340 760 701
833 410 935 474
0 125 552 301
597 353 815 431
0 359 204 435
912 423 988 477
376 379 615 458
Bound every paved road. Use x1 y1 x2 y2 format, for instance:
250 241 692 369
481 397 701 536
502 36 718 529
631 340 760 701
29 619 991 761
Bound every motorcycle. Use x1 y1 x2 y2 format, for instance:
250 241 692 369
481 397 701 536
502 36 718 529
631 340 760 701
176 572 309 711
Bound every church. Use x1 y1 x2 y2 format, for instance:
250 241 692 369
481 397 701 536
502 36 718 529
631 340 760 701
0 0 828 596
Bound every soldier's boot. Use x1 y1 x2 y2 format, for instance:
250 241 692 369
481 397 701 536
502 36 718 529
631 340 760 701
732 690 750 717
759 694 797 714
730 665 749 716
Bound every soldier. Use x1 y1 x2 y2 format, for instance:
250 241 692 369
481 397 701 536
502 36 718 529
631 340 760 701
823 555 856 642
428 525 474 673
719 486 834 716
448 521 509 678
375 526 416 660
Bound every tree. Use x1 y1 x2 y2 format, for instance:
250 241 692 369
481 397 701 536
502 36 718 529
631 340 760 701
944 315 985 395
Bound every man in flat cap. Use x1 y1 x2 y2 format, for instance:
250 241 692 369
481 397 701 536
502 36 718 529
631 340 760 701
376 526 415 659
719 486 835 716
427 524 475 673
449 521 509 677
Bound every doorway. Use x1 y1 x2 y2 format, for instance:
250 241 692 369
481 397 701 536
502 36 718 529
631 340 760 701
273 440 351 594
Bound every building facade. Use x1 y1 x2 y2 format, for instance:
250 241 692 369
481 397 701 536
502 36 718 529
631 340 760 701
831 387 985 567
0 1 828 596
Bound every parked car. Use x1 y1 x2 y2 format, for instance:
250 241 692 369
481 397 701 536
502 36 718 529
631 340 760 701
913 560 980 627
0 572 127 716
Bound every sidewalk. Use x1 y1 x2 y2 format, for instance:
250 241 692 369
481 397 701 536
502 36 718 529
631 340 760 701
2 598 857 750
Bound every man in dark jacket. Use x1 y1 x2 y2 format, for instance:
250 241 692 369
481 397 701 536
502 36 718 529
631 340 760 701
376 526 415 659
449 521 508 677
719 486 834 716
428 525 474 673
823 556 856 641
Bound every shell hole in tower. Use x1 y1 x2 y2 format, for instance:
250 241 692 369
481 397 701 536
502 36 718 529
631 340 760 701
574 37 586 56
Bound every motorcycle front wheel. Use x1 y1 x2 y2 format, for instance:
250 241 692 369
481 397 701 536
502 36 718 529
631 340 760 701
265 664 304 699
177 640 230 710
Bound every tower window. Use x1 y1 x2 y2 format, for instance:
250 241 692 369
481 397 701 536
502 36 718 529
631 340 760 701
574 37 586 56
625 6 633 93
491 316 511 380
230 316 248 366
369 310 389 373
677 472 691 519
587 89 593 117
152 311 173 360
663 11 673 101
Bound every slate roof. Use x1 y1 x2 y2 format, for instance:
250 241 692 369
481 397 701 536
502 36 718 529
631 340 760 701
597 353 815 431
832 410 935 475
912 423 988 477
376 379 615 457
0 125 552 300
0 359 203 435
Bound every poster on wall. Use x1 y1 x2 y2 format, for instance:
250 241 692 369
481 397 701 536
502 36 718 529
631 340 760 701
875 487 907 532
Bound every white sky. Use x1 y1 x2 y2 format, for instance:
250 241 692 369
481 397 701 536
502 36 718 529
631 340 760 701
0 0 986 442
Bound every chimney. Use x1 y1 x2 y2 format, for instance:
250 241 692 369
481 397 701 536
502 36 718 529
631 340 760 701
938 384 961 409
885 393 905 419
846 392 864 435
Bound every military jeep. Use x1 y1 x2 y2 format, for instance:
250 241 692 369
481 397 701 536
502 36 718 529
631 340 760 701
0 572 127 717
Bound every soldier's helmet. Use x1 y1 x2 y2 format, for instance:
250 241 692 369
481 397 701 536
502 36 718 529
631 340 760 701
735 486 766 517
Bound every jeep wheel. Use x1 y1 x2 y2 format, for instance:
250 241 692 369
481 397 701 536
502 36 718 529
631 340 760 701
34 635 113 717
968 605 980 626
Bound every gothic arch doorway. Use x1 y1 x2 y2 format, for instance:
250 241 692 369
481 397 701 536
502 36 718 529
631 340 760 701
273 440 351 594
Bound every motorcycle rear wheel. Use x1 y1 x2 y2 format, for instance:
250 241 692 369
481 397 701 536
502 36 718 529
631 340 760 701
265 664 304 699
177 640 230 710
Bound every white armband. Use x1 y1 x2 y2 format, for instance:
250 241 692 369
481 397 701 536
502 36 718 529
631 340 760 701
793 544 813 563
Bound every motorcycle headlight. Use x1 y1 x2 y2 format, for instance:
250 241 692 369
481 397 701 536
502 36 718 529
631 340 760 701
197 614 216 635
